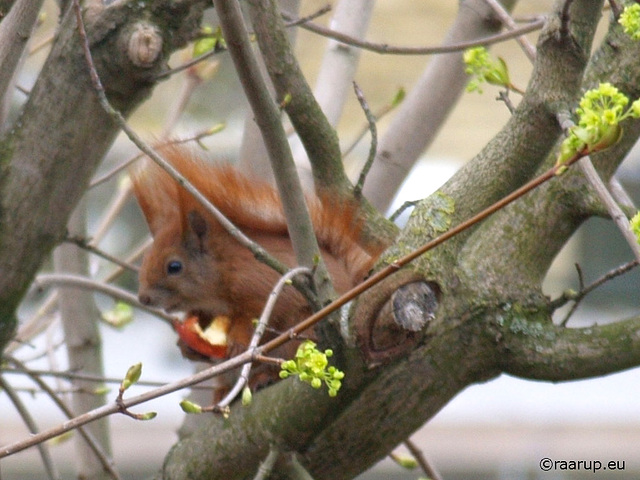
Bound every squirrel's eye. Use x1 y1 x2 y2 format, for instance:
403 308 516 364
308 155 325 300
167 260 183 275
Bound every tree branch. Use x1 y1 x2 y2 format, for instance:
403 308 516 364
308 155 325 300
0 0 44 126
0 0 206 352
33 273 175 325
577 156 640 262
310 0 375 128
247 0 400 250
434 0 604 249
283 10 544 56
215 0 330 307
483 0 536 62
215 267 312 409
7 357 123 480
245 0 351 196
0 375 59 480
0 350 252 458
54 202 112 479
499 313 640 381
362 0 521 212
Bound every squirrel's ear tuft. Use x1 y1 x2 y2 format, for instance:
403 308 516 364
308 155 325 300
184 210 208 253
188 210 208 239
130 158 179 237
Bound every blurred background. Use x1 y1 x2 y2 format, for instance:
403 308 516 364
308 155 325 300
2 1 640 479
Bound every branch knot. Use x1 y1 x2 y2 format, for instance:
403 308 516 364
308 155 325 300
126 22 163 68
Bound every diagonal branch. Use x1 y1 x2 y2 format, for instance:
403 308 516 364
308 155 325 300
0 0 45 125
435 0 604 244
245 0 352 197
577 156 640 262
7 357 123 480
362 0 522 212
248 0 398 250
483 0 536 61
215 0 330 306
0 375 59 480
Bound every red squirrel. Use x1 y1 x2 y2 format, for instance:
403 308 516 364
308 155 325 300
131 146 382 390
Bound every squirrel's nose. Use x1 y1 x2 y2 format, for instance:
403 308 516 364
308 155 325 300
139 293 152 305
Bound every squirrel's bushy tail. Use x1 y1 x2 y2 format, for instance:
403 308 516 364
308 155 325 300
131 145 383 284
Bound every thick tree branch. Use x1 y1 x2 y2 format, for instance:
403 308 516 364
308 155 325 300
362 0 521 212
427 0 603 256
0 0 44 125
455 15 640 297
499 314 640 381
245 0 350 196
216 0 330 307
0 0 206 352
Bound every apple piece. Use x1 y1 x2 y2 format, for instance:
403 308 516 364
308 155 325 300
173 315 230 359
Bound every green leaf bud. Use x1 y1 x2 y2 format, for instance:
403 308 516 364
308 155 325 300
241 386 252 406
121 362 142 391
179 400 203 414
138 411 157 421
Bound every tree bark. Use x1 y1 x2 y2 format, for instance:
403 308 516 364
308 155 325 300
0 0 206 353
161 2 640 478
362 0 520 212
54 203 111 480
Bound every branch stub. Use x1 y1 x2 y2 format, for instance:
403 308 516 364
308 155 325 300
126 22 163 68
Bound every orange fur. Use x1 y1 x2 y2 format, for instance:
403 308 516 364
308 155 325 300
130 146 382 391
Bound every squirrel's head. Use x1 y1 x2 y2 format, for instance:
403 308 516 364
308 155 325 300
137 211 229 315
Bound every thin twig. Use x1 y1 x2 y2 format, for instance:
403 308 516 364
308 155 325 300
283 4 331 27
553 260 640 326
65 236 139 273
214 267 312 409
1 364 215 391
282 12 545 56
33 273 175 325
608 177 637 211
404 439 443 480
153 44 225 81
284 454 315 480
90 128 224 188
497 90 517 114
352 81 377 197
254 446 280 480
71 0 290 279
102 237 151 284
0 375 59 480
6 358 123 480
482 0 536 62
342 89 403 159
388 200 421 223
